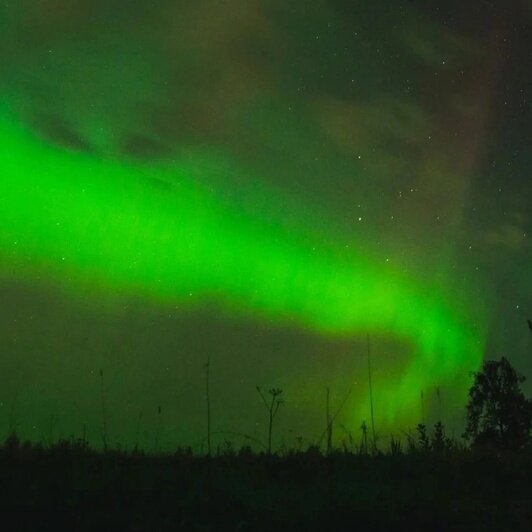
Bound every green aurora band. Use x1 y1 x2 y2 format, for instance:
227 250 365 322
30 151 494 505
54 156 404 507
0 106 486 428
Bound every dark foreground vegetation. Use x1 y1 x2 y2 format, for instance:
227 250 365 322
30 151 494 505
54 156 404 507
1 436 531 532
1 356 531 531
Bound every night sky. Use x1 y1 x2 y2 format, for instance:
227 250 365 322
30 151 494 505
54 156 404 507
0 1 530 450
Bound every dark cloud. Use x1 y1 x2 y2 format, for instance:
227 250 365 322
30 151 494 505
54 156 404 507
31 113 93 153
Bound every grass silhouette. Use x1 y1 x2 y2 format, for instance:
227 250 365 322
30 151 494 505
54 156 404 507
2 356 531 530
0 428 530 531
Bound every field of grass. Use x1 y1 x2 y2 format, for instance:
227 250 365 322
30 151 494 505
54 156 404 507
1 434 531 531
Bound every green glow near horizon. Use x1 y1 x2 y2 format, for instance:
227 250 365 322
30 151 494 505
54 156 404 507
0 108 486 428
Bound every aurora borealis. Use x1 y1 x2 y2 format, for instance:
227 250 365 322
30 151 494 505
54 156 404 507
0 1 530 449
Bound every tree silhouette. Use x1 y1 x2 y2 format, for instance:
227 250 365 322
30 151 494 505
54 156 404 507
464 357 532 449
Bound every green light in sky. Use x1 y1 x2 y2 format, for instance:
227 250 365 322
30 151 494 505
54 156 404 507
0 108 486 428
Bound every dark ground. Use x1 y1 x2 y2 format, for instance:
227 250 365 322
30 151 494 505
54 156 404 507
1 436 531 532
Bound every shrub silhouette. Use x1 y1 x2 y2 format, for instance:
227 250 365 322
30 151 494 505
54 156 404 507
416 423 430 451
431 421 450 453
